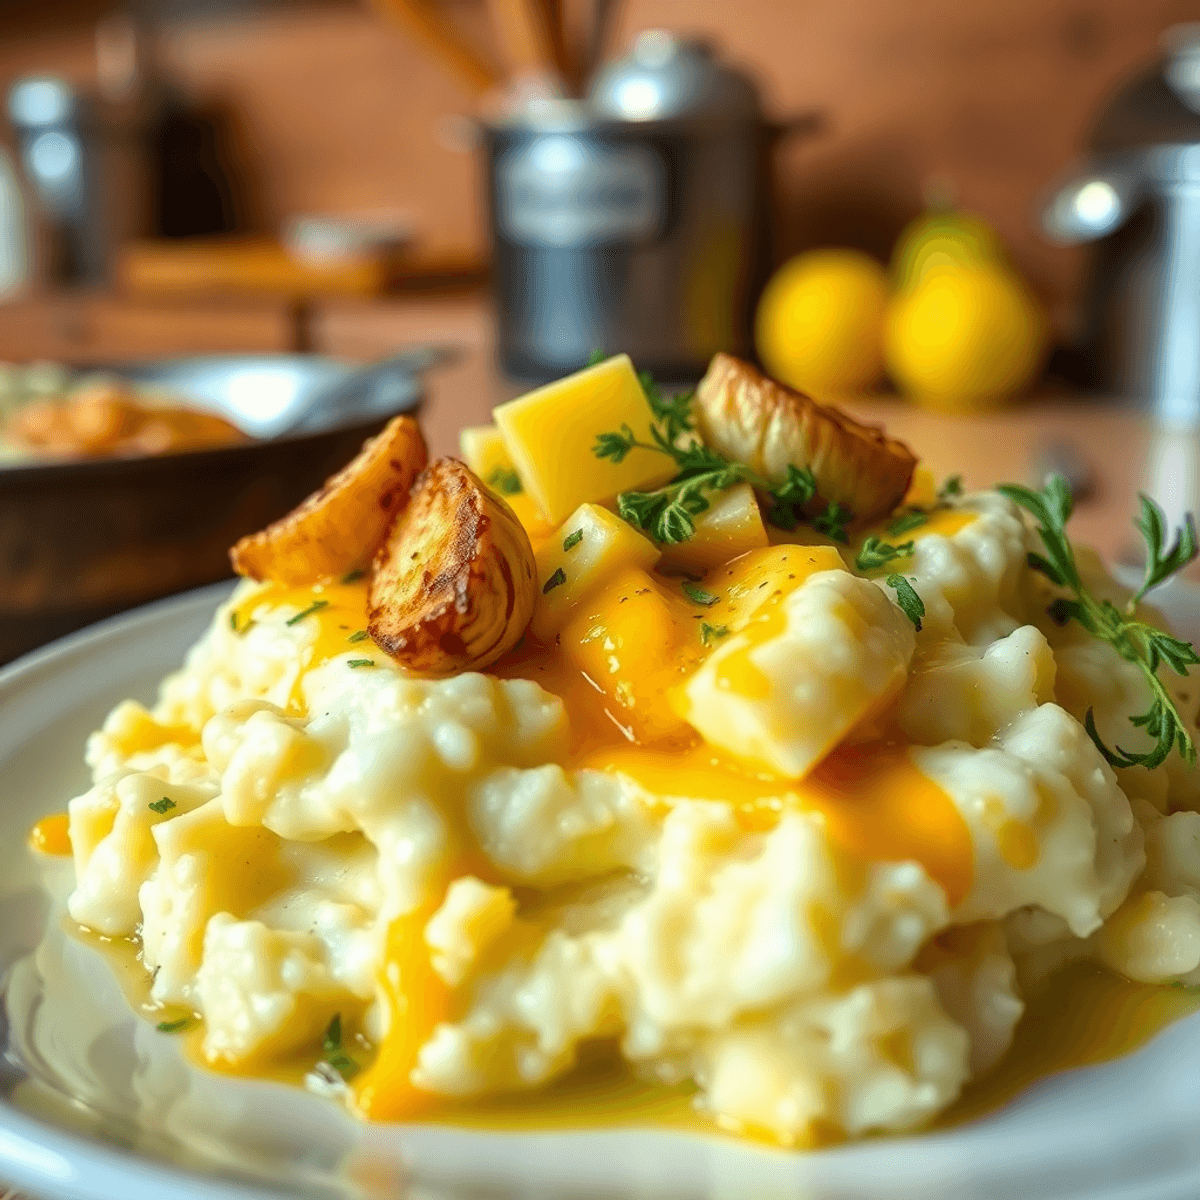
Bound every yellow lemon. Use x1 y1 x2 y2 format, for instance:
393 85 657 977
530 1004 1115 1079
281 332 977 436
755 249 888 395
884 265 1049 412
891 209 1007 293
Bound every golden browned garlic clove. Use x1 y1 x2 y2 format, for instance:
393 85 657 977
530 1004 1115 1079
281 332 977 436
367 458 537 676
230 414 427 585
694 353 917 524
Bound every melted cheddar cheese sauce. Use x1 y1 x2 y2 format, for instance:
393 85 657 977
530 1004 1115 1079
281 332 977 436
47 487 1200 1148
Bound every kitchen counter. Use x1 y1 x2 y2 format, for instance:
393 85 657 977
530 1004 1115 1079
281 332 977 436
0 289 1186 567
363 297 1175 571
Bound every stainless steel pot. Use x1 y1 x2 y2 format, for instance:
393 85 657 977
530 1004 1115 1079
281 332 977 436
483 32 816 381
1043 25 1200 425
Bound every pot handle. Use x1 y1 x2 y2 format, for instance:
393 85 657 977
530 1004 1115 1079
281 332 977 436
1041 167 1142 245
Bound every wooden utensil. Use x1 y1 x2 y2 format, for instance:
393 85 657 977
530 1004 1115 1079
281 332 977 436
368 0 501 94
486 0 569 89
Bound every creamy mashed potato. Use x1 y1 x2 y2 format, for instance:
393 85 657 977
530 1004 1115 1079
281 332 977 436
54 484 1200 1147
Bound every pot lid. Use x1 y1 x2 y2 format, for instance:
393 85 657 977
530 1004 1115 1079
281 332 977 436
587 30 762 124
1089 24 1200 153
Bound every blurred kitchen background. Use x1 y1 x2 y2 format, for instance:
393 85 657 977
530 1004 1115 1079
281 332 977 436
2 0 1200 661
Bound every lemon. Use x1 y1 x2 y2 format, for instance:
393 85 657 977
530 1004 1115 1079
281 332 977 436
884 265 1049 412
891 210 1006 293
755 249 888 395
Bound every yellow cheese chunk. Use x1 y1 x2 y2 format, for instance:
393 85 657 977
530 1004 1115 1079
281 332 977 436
459 424 553 541
459 425 517 484
493 354 676 526
658 483 769 573
531 503 661 642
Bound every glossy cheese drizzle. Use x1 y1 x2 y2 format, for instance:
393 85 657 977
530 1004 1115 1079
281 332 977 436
232 578 376 714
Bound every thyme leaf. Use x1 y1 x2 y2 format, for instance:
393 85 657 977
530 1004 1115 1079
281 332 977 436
1000 477 1199 769
886 574 925 631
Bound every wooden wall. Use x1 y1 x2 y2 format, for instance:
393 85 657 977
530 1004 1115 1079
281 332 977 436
1 0 1197 327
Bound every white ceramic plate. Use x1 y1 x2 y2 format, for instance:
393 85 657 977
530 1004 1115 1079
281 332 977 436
6 583 1200 1200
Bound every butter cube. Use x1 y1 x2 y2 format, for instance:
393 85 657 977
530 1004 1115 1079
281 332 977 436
493 354 676 526
531 503 661 641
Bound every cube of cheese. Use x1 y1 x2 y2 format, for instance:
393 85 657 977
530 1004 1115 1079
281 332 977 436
658 483 769 573
493 354 677 526
531 503 661 641
459 424 553 541
460 425 516 485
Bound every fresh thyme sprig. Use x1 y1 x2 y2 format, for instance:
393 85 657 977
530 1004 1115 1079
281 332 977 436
814 502 852 544
639 370 696 445
593 378 850 545
999 476 1200 769
856 536 914 572
764 465 817 530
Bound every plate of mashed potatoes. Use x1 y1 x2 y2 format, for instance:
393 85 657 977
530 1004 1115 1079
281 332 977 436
5 352 1200 1200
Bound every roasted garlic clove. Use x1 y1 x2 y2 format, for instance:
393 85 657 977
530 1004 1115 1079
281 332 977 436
694 353 917 524
368 458 537 675
230 415 427 586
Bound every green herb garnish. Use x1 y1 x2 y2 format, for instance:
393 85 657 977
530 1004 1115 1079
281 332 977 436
886 574 925 631
347 629 369 643
700 622 730 645
321 1013 359 1080
999 477 1199 769
765 465 818 531
814 501 852 544
938 474 964 500
563 528 584 552
682 582 719 606
341 569 365 584
229 611 239 632
855 536 915 572
347 658 375 668
323 1013 343 1053
487 466 523 495
887 510 928 537
586 348 606 367
593 371 851 544
157 1016 190 1033
543 567 567 594
148 797 176 814
286 599 329 626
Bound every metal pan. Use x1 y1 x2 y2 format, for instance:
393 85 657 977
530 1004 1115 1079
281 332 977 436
0 351 432 663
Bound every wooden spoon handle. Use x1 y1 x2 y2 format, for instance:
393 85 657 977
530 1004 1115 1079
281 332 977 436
370 0 501 95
